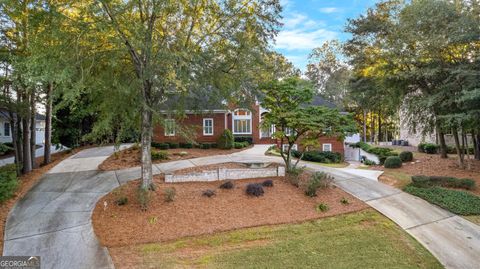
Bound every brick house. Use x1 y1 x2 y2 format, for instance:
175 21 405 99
153 96 345 155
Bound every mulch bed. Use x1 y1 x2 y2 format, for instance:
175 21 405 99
0 148 84 254
98 146 252 171
92 171 368 248
370 153 480 195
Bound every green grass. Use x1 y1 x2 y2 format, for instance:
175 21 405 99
382 170 413 188
464 215 480 226
404 185 480 215
135 210 442 268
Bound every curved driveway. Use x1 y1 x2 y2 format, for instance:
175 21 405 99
3 145 480 269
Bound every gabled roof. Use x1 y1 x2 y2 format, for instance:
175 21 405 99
0 109 46 121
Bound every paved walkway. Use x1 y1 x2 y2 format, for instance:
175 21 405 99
4 145 480 269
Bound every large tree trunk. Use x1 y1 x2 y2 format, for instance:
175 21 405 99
436 122 448 159
30 90 36 169
22 97 32 174
370 112 375 143
140 103 153 190
44 82 53 165
474 132 480 160
9 113 21 175
363 109 367 143
378 113 382 142
452 127 464 169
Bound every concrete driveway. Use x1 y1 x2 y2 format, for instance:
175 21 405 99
2 146 131 269
3 145 480 269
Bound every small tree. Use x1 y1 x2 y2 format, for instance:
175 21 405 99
260 77 356 172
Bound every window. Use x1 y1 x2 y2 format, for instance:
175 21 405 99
232 109 252 134
322 143 332 152
203 118 213 136
282 144 298 152
164 119 175 136
284 127 294 136
4 123 10 137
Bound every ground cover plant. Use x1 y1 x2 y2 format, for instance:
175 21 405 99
404 185 480 215
0 164 18 203
411 175 475 190
106 210 442 269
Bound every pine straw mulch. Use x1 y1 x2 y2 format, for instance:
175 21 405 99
98 146 252 171
92 171 368 249
369 153 480 195
0 147 85 254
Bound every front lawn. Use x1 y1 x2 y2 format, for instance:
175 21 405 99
109 209 442 269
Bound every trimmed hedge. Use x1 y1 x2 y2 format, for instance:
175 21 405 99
167 142 179 149
179 142 193 149
384 156 402 168
0 143 14 156
411 175 475 190
0 164 18 203
399 151 413 162
234 136 253 145
418 143 438 154
291 150 342 164
404 185 480 215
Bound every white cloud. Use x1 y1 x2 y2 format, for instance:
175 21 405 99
274 28 338 51
282 13 308 29
319 7 340 13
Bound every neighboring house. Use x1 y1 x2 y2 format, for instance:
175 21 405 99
153 95 346 155
0 110 46 145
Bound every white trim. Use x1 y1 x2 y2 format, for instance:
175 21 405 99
322 143 332 152
232 109 252 135
164 119 175 136
203 118 214 136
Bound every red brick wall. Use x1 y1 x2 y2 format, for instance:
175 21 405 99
153 113 227 143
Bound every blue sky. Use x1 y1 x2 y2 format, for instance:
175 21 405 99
274 0 379 71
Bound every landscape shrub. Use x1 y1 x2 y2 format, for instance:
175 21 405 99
3 142 13 148
202 189 216 197
411 175 476 190
115 196 128 206
340 197 349 205
404 185 480 215
246 183 264 197
234 136 253 145
164 187 176 202
151 142 162 148
0 143 13 155
179 142 193 148
234 142 244 149
384 156 402 168
418 143 438 154
151 150 168 160
219 181 234 189
446 146 474 155
210 143 218 148
399 151 413 162
200 143 212 149
305 172 332 197
0 164 18 203
218 129 234 149
137 188 151 211
316 203 329 212
291 150 342 163
167 142 179 149
286 166 304 187
262 179 274 187
363 159 376 166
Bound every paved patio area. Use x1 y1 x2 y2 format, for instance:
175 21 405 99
3 144 480 269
